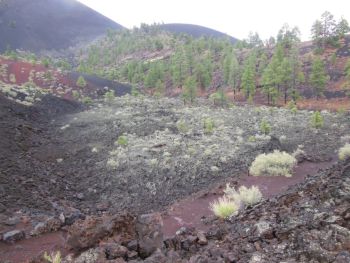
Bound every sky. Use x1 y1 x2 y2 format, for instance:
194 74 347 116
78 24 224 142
77 0 350 41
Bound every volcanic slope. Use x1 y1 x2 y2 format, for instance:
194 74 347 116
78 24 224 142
0 0 124 52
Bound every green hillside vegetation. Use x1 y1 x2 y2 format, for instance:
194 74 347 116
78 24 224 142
70 14 348 104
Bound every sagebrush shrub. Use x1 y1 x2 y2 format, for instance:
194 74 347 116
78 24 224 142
249 150 297 177
210 196 238 219
338 143 350 161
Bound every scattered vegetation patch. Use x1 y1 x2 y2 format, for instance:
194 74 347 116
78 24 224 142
338 143 350 161
249 150 297 177
176 119 189 134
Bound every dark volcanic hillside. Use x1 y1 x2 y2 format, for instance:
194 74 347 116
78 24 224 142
160 23 238 43
0 0 124 52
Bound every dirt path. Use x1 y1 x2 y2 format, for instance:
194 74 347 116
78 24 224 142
0 159 336 262
0 232 66 262
161 159 335 237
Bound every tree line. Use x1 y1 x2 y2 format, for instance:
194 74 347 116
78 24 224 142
76 12 350 104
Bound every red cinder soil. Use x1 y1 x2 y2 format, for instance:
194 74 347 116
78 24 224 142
162 159 335 237
0 231 66 263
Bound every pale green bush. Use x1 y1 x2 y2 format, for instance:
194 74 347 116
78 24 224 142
116 135 128 146
249 150 297 177
44 251 61 263
210 196 238 219
338 143 350 161
224 184 262 206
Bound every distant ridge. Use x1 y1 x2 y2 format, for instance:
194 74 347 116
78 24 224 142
0 0 124 52
160 23 238 43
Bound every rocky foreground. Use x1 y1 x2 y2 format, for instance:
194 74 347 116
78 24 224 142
28 159 349 263
0 94 349 262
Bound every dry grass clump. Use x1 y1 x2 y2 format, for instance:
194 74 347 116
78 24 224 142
249 150 297 177
224 184 262 206
338 143 350 161
210 184 263 219
209 196 239 219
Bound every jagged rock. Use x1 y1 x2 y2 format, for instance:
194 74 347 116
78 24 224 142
136 213 163 258
73 248 105 263
67 213 135 251
104 243 128 260
335 251 350 263
254 221 273 239
30 217 62 236
196 231 208 245
143 249 167 263
0 203 6 213
2 229 25 243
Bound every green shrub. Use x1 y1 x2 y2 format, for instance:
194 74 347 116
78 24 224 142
72 90 80 100
338 143 350 160
311 111 324 129
287 101 298 114
248 135 256 142
260 119 271 135
131 85 140 97
81 96 92 104
104 90 115 102
116 135 128 146
76 75 87 88
210 196 239 219
176 120 189 133
249 150 297 177
203 118 214 134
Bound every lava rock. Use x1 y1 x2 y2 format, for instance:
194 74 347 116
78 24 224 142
3 229 25 243
196 231 208 245
105 243 128 260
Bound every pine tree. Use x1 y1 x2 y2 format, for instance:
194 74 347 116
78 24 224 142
229 52 241 97
336 17 350 38
241 52 256 101
171 47 188 87
310 57 328 99
277 23 300 49
262 65 278 105
342 59 350 97
311 20 323 52
289 47 304 102
183 76 197 103
280 57 293 104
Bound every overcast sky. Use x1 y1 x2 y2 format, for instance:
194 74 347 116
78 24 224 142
78 0 349 41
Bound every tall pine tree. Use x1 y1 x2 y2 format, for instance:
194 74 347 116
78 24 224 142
310 57 328 99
